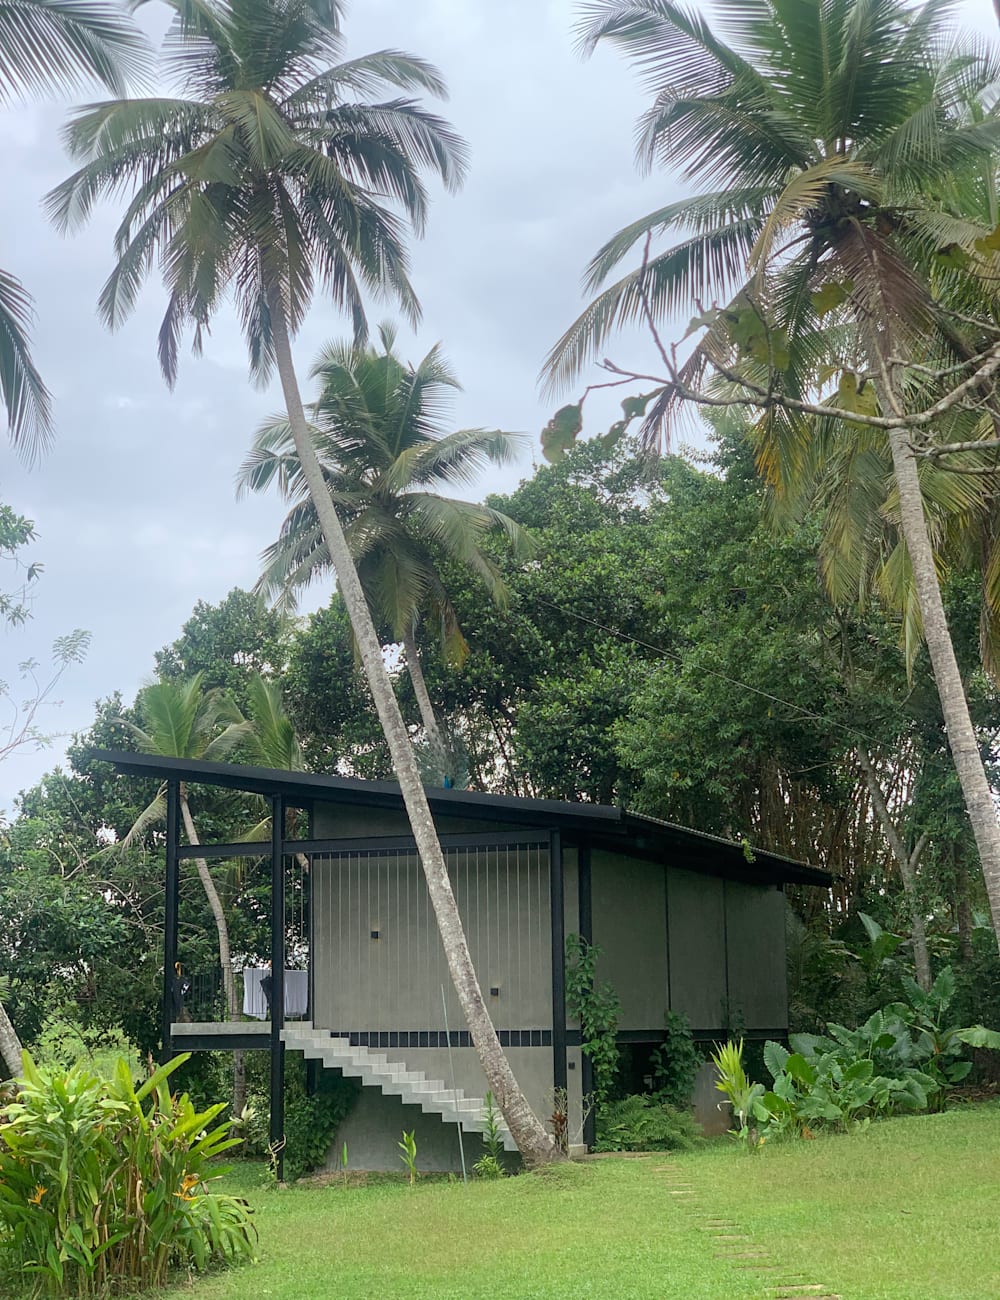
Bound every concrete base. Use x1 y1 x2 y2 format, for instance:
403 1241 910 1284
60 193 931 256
692 1059 731 1136
328 1087 520 1174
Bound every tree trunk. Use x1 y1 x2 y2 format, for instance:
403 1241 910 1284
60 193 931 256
401 623 451 784
953 843 975 962
877 396 1000 952
0 996 23 1078
266 287 558 1165
179 789 246 1118
857 750 932 991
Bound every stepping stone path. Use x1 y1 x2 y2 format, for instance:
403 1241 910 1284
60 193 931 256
652 1163 842 1300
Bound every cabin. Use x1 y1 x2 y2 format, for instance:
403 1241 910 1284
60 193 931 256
94 750 830 1172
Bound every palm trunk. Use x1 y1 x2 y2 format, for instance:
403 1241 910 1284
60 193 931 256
0 997 22 1078
267 288 558 1165
875 381 1000 952
179 789 246 1117
857 750 932 991
401 623 450 784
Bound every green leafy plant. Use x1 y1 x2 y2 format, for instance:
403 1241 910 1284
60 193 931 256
888 966 1000 1108
398 1130 418 1186
594 1095 702 1153
712 1040 770 1149
565 934 621 1108
473 1092 506 1179
0 1052 255 1297
650 1011 701 1109
276 1071 360 1182
758 1006 955 1139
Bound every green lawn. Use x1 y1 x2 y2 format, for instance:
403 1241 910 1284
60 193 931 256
120 1103 1000 1298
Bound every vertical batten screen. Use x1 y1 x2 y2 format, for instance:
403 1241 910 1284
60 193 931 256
311 841 550 1035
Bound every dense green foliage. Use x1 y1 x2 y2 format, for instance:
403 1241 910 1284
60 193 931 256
565 934 621 1107
0 1054 254 1297
593 1095 702 1153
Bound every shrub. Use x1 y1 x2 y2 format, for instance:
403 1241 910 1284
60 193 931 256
280 1071 360 1182
0 1052 255 1297
565 934 621 1107
594 1095 702 1153
650 1011 701 1109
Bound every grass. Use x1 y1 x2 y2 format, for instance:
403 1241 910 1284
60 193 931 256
8 1103 999 1298
679 1102 1000 1300
160 1158 762 1300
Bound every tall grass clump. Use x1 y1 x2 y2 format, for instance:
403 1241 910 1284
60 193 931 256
0 1052 255 1297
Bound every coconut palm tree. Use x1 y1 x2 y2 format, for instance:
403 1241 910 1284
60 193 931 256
50 0 557 1162
123 674 254 1109
237 325 532 784
0 0 147 1075
0 0 147 456
546 0 1000 952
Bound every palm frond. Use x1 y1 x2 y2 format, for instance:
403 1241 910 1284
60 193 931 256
0 268 52 460
0 0 150 103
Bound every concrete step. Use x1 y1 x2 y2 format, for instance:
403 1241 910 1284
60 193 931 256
281 1028 521 1151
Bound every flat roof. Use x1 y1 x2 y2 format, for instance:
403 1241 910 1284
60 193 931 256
90 749 831 887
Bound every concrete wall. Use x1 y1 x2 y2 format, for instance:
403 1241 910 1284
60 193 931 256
311 842 554 1032
591 849 669 1030
326 1088 510 1175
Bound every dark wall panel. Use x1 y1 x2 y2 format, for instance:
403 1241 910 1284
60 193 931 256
724 882 787 1030
666 867 726 1030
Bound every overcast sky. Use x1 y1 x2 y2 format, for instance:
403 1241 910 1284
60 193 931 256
1 0 997 813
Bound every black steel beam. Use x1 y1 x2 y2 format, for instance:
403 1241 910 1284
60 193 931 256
176 841 270 860
549 828 568 1101
577 841 595 1150
161 780 180 1064
170 1033 274 1052
287 831 548 855
269 795 286 1181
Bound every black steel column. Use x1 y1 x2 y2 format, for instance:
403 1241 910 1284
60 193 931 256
549 828 568 1096
269 795 286 1180
577 841 596 1150
161 779 180 1064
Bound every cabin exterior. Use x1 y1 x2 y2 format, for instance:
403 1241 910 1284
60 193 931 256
94 750 830 1172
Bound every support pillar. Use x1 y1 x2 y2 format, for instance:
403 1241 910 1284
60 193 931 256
269 795 286 1180
161 779 180 1064
549 828 567 1098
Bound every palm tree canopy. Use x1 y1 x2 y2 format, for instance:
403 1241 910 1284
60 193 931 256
544 0 1000 667
545 0 1000 393
0 0 147 103
120 673 253 846
237 325 534 664
1 0 149 457
47 0 468 386
128 672 252 761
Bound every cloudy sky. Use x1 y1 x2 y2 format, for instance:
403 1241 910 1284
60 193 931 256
1 0 996 812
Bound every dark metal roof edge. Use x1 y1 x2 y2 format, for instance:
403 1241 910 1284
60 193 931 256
89 748 830 884
619 811 831 885
88 749 621 822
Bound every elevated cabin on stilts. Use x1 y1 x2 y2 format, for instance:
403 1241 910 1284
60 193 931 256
93 750 830 1173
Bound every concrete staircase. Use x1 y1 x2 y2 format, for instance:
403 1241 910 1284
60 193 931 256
280 1024 518 1151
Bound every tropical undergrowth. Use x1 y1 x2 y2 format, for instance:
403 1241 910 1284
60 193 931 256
714 967 1000 1147
0 1053 255 1297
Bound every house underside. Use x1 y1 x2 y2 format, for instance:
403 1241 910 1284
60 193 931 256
93 749 831 1173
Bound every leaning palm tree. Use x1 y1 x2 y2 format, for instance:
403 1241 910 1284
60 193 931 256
545 0 1000 951
0 0 147 1074
237 325 532 783
0 0 147 456
123 674 254 1110
50 0 557 1162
